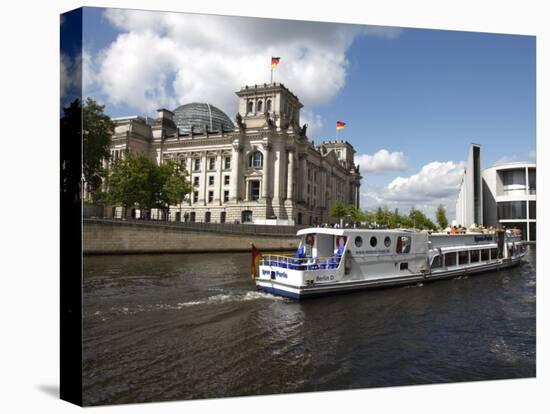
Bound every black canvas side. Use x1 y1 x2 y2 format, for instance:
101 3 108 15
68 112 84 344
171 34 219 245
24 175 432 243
60 7 83 407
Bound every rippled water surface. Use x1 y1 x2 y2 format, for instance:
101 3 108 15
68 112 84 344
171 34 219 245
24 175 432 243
82 247 536 405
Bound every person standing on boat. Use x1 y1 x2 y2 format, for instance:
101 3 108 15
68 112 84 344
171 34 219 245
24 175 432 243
331 236 346 268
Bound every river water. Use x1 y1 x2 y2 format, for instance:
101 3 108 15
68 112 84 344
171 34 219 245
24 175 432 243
82 246 536 406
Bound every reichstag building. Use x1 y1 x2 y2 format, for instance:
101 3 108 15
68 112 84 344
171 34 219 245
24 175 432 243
109 82 361 225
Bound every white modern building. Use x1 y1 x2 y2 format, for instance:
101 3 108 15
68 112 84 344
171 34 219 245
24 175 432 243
482 162 536 241
107 82 362 225
455 144 536 241
455 144 482 228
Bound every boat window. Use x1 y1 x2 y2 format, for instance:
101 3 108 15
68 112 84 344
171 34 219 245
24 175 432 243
370 236 377 247
334 236 347 255
490 248 498 260
470 250 480 263
400 262 408 270
304 234 315 257
458 251 469 265
355 236 363 247
481 249 489 261
384 236 391 247
396 236 411 254
445 252 457 267
431 255 442 269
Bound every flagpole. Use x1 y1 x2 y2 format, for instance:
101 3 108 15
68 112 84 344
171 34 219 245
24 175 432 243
271 67 273 84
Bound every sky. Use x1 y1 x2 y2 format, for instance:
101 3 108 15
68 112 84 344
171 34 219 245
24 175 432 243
72 7 536 221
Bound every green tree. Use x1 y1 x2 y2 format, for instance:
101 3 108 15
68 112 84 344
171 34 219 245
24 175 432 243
346 205 364 224
329 200 348 226
106 154 192 219
83 98 115 202
409 208 437 230
435 204 449 229
360 206 437 230
157 159 191 213
398 214 414 229
360 210 374 227
106 153 160 212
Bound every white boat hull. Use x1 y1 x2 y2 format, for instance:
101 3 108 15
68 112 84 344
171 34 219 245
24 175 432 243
256 256 522 299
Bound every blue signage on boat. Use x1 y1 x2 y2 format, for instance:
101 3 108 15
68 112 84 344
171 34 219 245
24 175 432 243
474 235 493 242
262 269 288 279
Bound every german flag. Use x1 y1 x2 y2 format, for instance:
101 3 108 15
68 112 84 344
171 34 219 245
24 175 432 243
251 243 263 279
271 57 280 69
336 121 346 130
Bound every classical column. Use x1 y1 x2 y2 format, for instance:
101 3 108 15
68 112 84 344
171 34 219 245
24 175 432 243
200 152 207 204
301 155 308 204
287 150 294 201
272 145 281 204
320 168 326 207
244 179 249 201
279 148 287 201
216 152 223 204
230 141 241 201
187 155 193 206
261 147 270 199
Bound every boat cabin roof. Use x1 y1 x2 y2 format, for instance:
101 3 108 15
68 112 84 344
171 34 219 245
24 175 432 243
296 227 417 237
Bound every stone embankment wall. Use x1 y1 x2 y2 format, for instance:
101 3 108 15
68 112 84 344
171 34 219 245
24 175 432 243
84 220 299 255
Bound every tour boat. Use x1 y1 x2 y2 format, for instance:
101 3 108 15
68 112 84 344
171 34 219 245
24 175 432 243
252 227 525 299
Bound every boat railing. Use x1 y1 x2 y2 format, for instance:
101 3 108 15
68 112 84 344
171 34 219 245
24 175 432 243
260 254 343 270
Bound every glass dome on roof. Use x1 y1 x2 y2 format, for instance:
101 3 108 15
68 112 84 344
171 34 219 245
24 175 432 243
173 102 234 134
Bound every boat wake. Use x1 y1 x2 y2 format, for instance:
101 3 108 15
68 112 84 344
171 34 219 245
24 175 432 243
88 291 284 319
173 291 285 308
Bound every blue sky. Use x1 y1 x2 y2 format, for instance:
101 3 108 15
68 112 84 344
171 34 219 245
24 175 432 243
76 7 535 219
315 28 535 174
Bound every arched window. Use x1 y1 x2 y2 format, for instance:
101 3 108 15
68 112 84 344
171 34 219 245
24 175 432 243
257 100 263 112
247 100 253 113
249 151 263 169
266 99 272 112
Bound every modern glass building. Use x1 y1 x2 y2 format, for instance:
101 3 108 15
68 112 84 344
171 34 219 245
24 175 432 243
482 162 536 241
456 144 536 241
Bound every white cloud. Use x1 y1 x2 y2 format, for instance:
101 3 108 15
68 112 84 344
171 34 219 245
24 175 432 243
360 160 465 220
60 52 82 108
82 49 98 96
84 9 402 123
528 149 536 161
355 149 407 173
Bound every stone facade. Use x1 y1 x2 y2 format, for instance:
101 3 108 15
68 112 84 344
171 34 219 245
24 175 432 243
108 82 361 225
